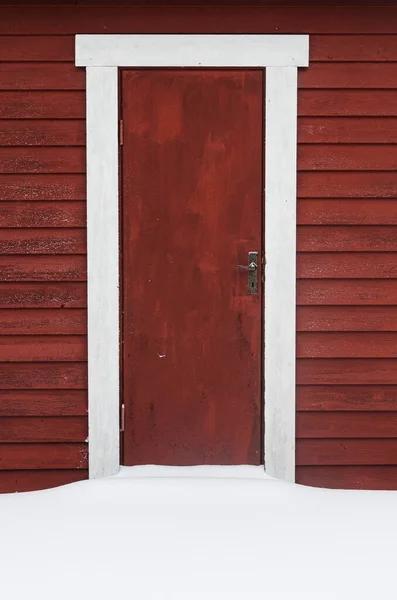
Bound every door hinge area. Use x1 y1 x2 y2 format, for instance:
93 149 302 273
119 119 124 146
120 404 125 432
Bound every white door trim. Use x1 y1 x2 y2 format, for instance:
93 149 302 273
75 33 309 482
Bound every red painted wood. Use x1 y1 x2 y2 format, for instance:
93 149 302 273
0 442 87 469
298 118 397 144
298 226 397 252
297 358 397 385
296 466 397 490
0 63 84 90
0 390 87 416
0 229 86 254
0 174 86 201
0 308 86 334
300 63 397 89
0 363 87 389
0 416 87 442
0 91 84 118
297 332 397 357
78 0 397 6
1 4 397 491
297 332 397 358
297 307 397 332
0 202 86 228
298 200 397 225
0 335 86 362
0 35 74 60
298 145 397 171
310 34 397 61
0 256 86 281
300 91 397 117
122 69 263 466
299 172 397 198
297 280 397 306
0 283 87 308
298 253 397 279
1 7 396 35
297 385 397 412
0 469 88 493
0 148 85 174
297 411 397 438
0 121 85 146
297 438 397 465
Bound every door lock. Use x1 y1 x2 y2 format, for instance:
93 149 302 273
235 251 258 295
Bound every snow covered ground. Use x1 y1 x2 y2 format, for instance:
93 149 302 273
1 465 396 600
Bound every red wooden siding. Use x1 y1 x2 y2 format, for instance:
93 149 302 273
0 10 88 493
1 4 397 491
295 15 397 488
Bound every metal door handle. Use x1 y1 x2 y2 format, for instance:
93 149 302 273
235 261 257 272
234 251 258 295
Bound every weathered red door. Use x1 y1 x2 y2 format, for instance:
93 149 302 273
121 69 263 465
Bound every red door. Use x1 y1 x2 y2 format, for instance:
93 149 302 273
121 69 263 465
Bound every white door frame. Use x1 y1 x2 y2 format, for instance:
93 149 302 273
75 34 309 482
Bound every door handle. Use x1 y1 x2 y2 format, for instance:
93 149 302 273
235 251 258 295
235 262 257 272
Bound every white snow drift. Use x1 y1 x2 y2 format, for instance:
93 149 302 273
1 465 396 600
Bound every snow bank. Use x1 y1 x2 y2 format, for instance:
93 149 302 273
1 465 396 600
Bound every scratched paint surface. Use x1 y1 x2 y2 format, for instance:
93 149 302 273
122 69 263 465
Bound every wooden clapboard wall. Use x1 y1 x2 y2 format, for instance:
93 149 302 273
295 30 397 490
1 3 397 491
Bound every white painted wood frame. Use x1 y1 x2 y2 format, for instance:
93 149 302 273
76 34 309 482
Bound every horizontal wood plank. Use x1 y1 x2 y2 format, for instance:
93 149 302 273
0 442 87 469
297 411 397 438
297 253 397 278
0 256 86 281
0 202 86 228
0 390 87 416
0 256 86 282
298 200 397 225
299 90 397 117
297 306 397 332
298 172 397 198
296 438 397 465
310 35 397 61
0 148 85 174
0 35 74 61
297 332 397 358
0 92 84 119
296 466 397 490
298 118 397 144
297 385 397 411
77 0 397 6
0 120 85 146
0 335 87 362
300 63 397 88
0 229 86 254
0 469 88 493
297 279 397 305
0 308 86 334
0 174 86 201
298 145 397 171
0 362 87 389
1 7 397 35
0 63 84 90
297 358 397 385
0 283 86 308
0 416 87 443
298 226 397 251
